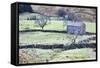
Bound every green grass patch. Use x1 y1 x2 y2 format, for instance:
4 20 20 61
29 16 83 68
85 22 96 33
19 20 65 31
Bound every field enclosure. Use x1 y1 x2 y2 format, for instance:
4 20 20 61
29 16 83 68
19 13 96 64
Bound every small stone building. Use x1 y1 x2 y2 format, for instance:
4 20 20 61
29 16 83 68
67 21 85 34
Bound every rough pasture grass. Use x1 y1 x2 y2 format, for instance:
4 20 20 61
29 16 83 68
19 48 96 64
19 31 95 45
50 48 96 62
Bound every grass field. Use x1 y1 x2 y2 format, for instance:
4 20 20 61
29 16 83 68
19 48 96 64
19 20 96 33
19 20 96 45
19 20 65 31
85 22 96 33
19 31 95 45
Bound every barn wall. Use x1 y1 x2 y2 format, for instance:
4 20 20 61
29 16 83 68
67 23 86 34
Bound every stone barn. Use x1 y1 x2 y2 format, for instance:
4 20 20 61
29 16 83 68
67 21 85 34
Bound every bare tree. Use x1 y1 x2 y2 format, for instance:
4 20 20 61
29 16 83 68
35 14 48 29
